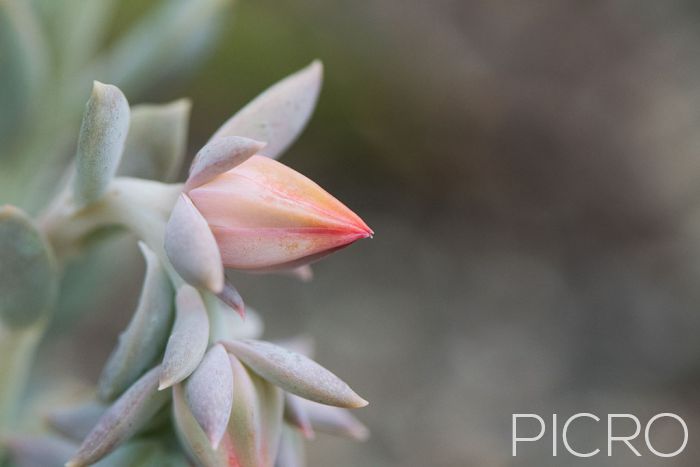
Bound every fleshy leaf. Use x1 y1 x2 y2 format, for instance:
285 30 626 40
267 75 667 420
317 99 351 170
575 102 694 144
159 285 210 390
185 136 265 191
98 242 174 400
164 194 224 293
210 61 323 159
119 99 191 182
217 277 245 318
298 397 369 441
283 393 314 439
223 340 367 408
66 366 171 467
185 344 233 449
173 383 237 467
0 205 56 328
47 401 106 441
73 81 130 207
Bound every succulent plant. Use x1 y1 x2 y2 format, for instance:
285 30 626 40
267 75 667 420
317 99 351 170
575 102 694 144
0 2 372 466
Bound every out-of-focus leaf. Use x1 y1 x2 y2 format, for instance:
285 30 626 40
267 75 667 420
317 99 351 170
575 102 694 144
288 265 314 282
5 435 76 467
283 393 314 439
98 243 174 400
210 61 323 159
173 383 238 467
0 326 43 435
119 99 191 182
164 194 224 293
159 285 210 390
66 366 170 467
0 205 56 328
185 136 265 191
46 401 106 441
223 340 368 408
275 427 306 467
93 440 176 467
0 0 47 146
73 81 130 207
53 0 116 73
91 0 232 96
297 397 369 441
185 344 233 449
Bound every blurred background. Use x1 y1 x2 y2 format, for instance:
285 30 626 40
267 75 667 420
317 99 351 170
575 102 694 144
17 0 700 465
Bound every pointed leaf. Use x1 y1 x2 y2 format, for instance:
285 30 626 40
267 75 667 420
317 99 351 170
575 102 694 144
66 366 171 467
73 81 130 207
210 61 323 159
173 383 238 467
47 401 106 441
185 344 233 449
164 194 224 293
98 242 174 400
159 285 210 390
119 99 191 182
224 340 367 408
185 136 265 191
217 277 245 318
297 397 369 441
0 205 56 328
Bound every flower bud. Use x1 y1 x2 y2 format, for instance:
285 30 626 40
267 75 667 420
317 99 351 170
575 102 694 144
187 155 372 271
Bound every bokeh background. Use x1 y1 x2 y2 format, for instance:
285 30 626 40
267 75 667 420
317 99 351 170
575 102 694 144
26 0 700 465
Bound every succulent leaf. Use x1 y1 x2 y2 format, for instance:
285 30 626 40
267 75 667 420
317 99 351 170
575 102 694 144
0 205 56 328
173 383 238 467
119 99 191 182
185 343 234 449
66 366 171 467
210 61 323 159
297 398 369 441
217 278 246 318
47 401 106 441
223 340 368 409
164 194 224 293
159 285 210 390
185 136 265 191
73 81 130 207
283 393 314 439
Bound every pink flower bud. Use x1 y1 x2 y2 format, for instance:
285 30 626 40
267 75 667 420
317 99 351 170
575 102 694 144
187 155 372 271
